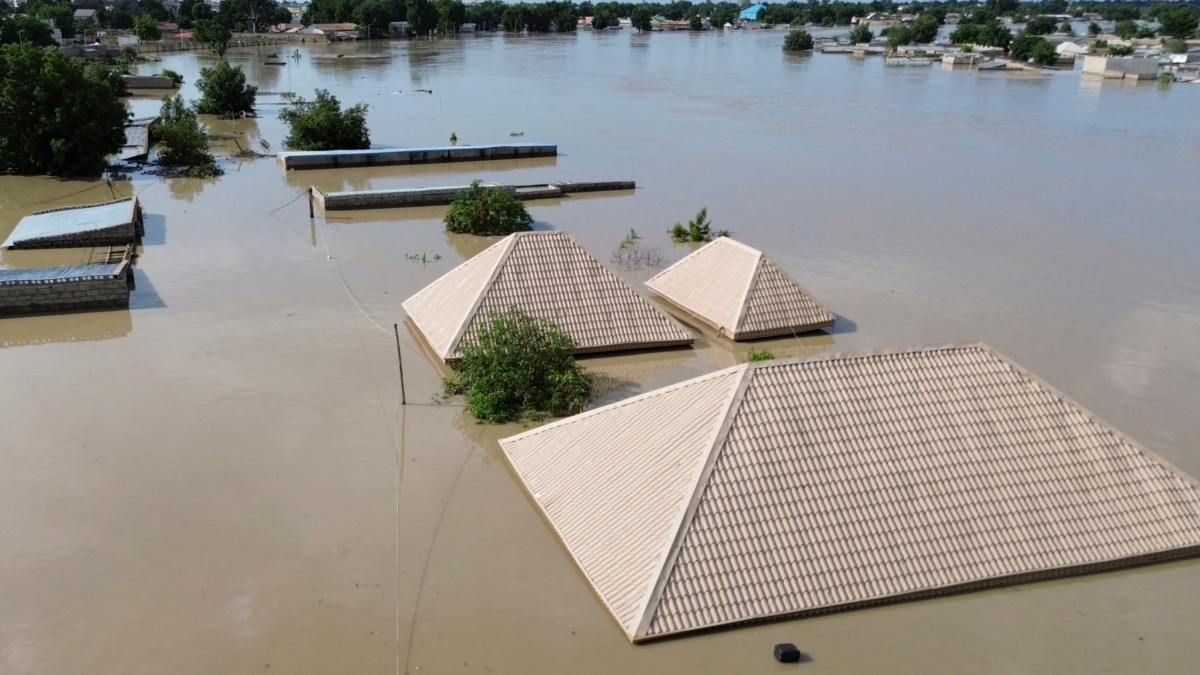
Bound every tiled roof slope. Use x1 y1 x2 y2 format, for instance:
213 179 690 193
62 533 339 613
403 231 694 362
645 237 835 340
500 344 1200 642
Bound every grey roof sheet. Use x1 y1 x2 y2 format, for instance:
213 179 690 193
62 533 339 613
645 237 835 340
0 262 124 285
500 344 1200 641
3 199 138 249
403 231 694 361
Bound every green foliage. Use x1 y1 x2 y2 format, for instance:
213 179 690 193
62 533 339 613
279 89 370 150
1157 7 1199 39
1166 38 1189 54
133 14 162 40
1091 38 1108 52
783 28 814 51
1087 21 1101 37
1029 38 1057 66
884 11 940 48
0 43 128 176
1057 21 1073 36
444 308 592 423
196 60 257 119
444 180 533 235
631 6 652 31
1158 71 1175 86
848 22 873 44
670 207 728 243
161 68 184 87
1113 19 1138 40
0 14 57 46
689 14 703 30
194 17 232 56
1008 30 1043 61
747 349 775 362
152 94 222 176
591 5 619 30
1107 43 1135 56
1024 15 1055 35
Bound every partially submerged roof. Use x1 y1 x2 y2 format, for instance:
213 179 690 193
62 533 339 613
3 198 142 249
403 230 694 362
0 262 126 284
645 237 835 340
500 343 1200 642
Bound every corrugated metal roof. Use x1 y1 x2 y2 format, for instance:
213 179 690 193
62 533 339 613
0 262 124 285
3 198 138 249
646 237 835 340
403 231 695 362
500 344 1200 642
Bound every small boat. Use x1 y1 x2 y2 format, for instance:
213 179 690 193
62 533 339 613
265 60 287 66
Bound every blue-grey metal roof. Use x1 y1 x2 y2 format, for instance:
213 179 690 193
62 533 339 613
739 3 766 20
2 199 137 249
0 262 124 285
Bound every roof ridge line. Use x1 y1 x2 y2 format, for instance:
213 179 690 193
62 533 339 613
632 363 754 641
444 234 519 356
731 248 765 336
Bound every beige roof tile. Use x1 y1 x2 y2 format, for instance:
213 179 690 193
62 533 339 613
499 344 1200 642
403 231 694 362
645 237 835 340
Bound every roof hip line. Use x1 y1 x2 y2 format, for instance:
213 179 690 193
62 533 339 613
443 234 517 355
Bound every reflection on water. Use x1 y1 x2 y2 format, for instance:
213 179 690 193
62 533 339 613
0 309 132 348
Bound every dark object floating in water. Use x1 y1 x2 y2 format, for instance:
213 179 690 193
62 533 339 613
265 61 286 66
774 643 802 663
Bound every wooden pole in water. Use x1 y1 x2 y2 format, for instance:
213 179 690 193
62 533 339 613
307 187 314 218
393 323 407 405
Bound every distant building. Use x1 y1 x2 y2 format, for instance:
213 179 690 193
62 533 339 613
738 3 766 22
302 23 358 41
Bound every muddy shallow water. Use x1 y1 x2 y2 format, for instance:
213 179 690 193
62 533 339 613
2 30 1200 673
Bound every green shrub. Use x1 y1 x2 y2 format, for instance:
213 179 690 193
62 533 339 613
444 180 533 235
670 207 728 243
1030 39 1058 66
443 308 591 423
1108 43 1135 56
278 89 369 150
152 95 222 177
1158 71 1174 86
747 349 775 362
783 29 814 51
195 60 256 119
160 69 184 87
848 23 873 44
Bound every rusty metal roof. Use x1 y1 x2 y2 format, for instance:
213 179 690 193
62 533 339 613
500 343 1200 641
403 230 694 362
645 237 835 340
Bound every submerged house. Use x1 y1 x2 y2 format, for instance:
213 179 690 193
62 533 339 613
645 236 835 340
501 343 1200 642
3 198 143 249
402 230 694 362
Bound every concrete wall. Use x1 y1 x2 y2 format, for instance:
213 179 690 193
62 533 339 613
123 75 176 89
314 181 634 210
278 144 557 171
1082 55 1160 80
0 267 132 315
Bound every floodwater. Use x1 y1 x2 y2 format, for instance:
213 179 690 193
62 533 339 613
2 29 1200 674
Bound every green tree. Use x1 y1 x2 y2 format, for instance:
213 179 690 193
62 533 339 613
193 17 232 56
848 22 873 44
0 42 128 176
152 94 221 176
0 15 57 46
670 206 727 242
1008 30 1045 61
443 308 592 423
1113 19 1138 40
591 5 619 30
1057 21 1073 36
279 89 370 150
1024 15 1055 35
1029 37 1057 66
195 59 256 119
1157 7 1199 39
133 14 162 40
444 180 533 235
689 14 703 30
709 3 736 28
782 28 813 51
406 0 437 35
631 5 652 31
1087 21 1101 36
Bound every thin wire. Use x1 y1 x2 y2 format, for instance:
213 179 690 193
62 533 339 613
312 211 392 335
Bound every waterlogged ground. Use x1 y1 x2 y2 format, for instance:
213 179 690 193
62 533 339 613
2 30 1200 674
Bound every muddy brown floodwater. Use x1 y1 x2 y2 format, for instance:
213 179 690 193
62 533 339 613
2 30 1200 674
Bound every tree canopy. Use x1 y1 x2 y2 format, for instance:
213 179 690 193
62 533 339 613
443 307 592 423
782 28 814 51
0 43 128 176
444 180 534 236
195 60 257 119
152 95 222 177
278 89 370 150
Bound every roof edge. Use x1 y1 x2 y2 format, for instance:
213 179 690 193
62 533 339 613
634 544 1200 642
441 234 518 359
730 249 765 335
632 363 755 640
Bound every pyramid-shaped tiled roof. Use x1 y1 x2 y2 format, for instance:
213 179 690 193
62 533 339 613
500 344 1200 642
645 237 835 340
403 231 694 362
